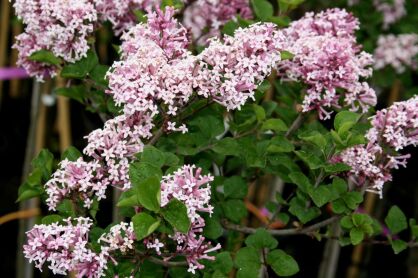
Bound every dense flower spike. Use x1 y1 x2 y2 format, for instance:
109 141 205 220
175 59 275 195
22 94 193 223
366 95 418 151
170 218 222 273
280 8 376 119
23 218 108 277
161 165 219 273
108 7 195 118
95 0 154 35
45 158 107 211
161 165 214 222
196 23 285 110
183 0 252 44
12 0 97 80
99 222 136 253
373 0 406 29
348 0 406 29
84 113 153 190
374 34 418 73
335 96 418 197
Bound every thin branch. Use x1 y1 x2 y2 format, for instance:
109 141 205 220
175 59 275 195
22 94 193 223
146 256 188 267
285 113 304 138
147 128 164 146
223 215 340 236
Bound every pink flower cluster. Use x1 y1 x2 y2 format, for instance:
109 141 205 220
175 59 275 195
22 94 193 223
183 0 252 44
98 222 136 253
12 0 97 80
45 158 107 210
373 0 406 29
279 8 376 119
23 217 109 278
335 96 418 197
374 34 418 73
108 7 194 119
161 165 220 273
84 113 154 190
95 0 157 35
348 0 406 29
196 23 285 110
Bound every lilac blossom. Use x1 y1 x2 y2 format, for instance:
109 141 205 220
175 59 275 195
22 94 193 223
161 165 214 222
95 0 154 35
280 8 376 119
23 217 108 278
98 222 136 253
374 34 418 73
161 165 219 273
334 96 418 197
45 158 107 211
195 22 285 110
373 0 406 29
12 0 97 80
83 113 154 190
348 0 406 29
183 0 252 44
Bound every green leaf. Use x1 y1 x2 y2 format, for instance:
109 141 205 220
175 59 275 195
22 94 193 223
223 199 248 223
253 104 266 122
134 176 161 212
324 163 351 174
235 247 261 278
61 49 98 79
288 172 312 193
251 0 274 21
222 20 240 36
350 228 364 245
90 64 109 86
212 138 240 156
267 249 299 276
132 212 160 240
28 50 61 65
280 50 295 60
56 199 76 217
331 199 348 214
340 216 354 229
261 119 288 132
213 252 234 274
61 146 82 161
55 85 86 103
329 178 348 200
309 185 331 207
161 199 191 233
385 205 407 235
140 146 166 168
294 150 324 169
342 191 363 210
267 136 294 153
129 162 162 185
245 228 278 249
41 214 63 225
17 182 43 202
203 217 223 240
32 149 54 180
224 176 248 199
298 130 327 149
334 111 360 136
352 213 372 227
391 239 408 254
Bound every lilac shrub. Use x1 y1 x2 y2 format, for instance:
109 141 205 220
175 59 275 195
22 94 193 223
12 1 418 277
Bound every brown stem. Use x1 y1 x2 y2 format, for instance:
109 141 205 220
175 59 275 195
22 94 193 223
223 215 340 236
285 113 304 138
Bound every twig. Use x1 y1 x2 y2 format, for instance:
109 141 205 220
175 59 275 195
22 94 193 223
223 215 340 236
285 113 304 138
